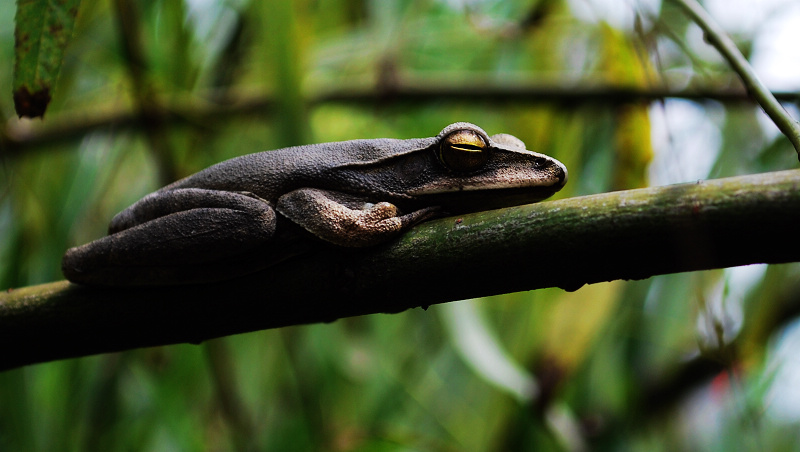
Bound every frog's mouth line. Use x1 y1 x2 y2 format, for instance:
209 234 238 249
407 179 564 195
400 185 565 214
406 161 568 197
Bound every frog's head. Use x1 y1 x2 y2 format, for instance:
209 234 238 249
404 122 567 212
332 122 567 214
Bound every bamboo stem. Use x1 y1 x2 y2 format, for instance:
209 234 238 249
671 0 800 159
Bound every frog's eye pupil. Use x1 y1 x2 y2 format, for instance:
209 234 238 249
438 130 489 172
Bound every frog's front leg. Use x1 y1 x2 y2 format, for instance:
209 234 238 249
62 188 278 286
276 188 440 247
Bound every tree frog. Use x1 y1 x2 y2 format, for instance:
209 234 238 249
62 122 567 286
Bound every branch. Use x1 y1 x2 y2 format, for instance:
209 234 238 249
671 0 800 158
2 169 800 370
4 84 800 157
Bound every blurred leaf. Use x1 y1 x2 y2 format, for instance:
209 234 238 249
440 299 536 403
614 104 654 189
542 282 624 372
13 0 81 117
0 369 34 451
249 0 308 147
599 24 655 189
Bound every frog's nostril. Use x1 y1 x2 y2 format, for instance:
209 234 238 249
558 165 568 185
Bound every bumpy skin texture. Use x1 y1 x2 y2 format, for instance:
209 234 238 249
62 122 567 286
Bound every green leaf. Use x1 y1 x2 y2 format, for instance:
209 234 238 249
13 0 81 118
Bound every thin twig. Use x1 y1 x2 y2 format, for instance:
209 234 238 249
670 0 800 159
4 84 800 158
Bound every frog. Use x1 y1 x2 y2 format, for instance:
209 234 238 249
62 122 567 286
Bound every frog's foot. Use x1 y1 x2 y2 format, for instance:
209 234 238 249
276 188 440 247
63 189 277 286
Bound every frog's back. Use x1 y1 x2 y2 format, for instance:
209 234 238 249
163 137 434 202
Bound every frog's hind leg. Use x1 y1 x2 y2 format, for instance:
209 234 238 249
108 188 271 233
62 189 279 286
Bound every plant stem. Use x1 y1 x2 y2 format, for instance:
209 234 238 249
671 0 800 159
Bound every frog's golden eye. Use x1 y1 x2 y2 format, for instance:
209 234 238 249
438 129 489 172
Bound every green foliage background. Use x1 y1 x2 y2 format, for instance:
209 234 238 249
2 0 800 450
